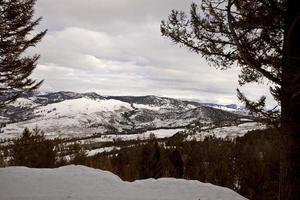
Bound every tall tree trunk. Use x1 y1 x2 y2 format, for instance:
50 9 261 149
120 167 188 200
280 0 300 199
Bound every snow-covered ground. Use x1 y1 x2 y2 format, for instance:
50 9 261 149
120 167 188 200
86 147 121 156
143 128 184 138
1 93 249 140
79 128 185 144
1 93 264 145
133 103 162 111
186 122 265 141
1 97 133 139
0 165 247 200
8 97 38 108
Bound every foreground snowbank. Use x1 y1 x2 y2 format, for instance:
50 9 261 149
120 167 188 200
0 165 247 200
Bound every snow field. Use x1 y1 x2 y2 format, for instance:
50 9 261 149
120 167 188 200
0 165 247 200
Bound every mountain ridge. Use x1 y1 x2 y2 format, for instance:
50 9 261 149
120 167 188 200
0 91 260 141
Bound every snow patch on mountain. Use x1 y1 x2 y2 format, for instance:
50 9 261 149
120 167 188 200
87 147 121 156
77 128 185 144
204 103 247 115
2 97 134 138
0 92 260 141
34 97 132 116
133 103 162 111
186 122 265 141
9 97 38 108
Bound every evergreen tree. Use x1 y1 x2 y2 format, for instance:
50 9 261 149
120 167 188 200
161 0 300 198
0 0 47 107
168 149 184 178
70 142 88 165
10 128 57 168
0 148 5 167
139 141 163 179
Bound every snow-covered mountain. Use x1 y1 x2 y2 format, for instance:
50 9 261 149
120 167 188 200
0 91 261 140
0 165 247 200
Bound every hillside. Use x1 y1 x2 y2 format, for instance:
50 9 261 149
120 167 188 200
0 165 247 200
0 91 264 142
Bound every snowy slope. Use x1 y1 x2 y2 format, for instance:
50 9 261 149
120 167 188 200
186 122 265 141
0 165 247 200
203 103 247 115
0 91 258 140
2 97 134 138
9 97 38 108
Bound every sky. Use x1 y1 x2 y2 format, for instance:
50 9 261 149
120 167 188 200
30 0 274 105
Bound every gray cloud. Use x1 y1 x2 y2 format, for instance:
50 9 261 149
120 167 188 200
30 0 275 105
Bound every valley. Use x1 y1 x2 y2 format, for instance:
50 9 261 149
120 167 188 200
0 91 265 156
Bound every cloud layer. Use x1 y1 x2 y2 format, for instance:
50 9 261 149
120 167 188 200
30 0 274 105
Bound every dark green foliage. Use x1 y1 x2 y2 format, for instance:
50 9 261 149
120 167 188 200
234 130 280 199
237 89 280 125
0 0 47 107
139 141 163 179
69 142 88 165
10 128 57 168
168 149 183 178
0 149 5 167
0 128 280 199
85 129 279 200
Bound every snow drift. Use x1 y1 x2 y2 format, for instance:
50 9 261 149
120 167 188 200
0 165 247 200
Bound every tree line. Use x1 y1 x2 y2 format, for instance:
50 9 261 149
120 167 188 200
87 129 280 200
0 128 280 200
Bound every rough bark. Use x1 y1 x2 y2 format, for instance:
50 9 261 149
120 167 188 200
280 0 300 199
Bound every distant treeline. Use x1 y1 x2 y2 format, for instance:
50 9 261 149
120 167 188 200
0 128 280 200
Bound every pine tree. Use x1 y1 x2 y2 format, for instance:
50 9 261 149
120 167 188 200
0 0 47 107
70 142 88 165
139 141 163 179
161 0 300 198
169 149 183 178
10 127 57 168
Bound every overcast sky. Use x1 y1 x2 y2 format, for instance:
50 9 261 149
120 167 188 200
30 0 274 105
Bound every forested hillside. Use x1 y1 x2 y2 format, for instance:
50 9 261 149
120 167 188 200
0 128 280 200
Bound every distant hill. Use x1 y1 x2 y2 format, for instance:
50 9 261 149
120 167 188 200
0 91 263 140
